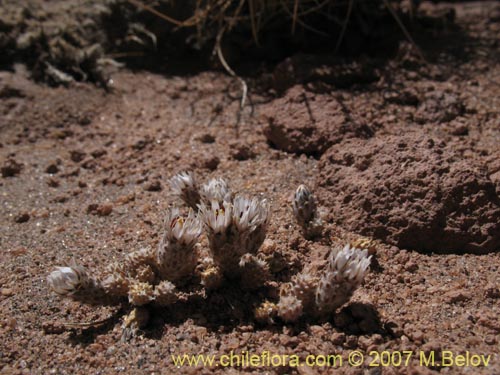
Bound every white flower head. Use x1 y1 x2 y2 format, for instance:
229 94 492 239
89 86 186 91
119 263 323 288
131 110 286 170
201 177 232 203
315 243 372 315
163 207 202 248
232 195 269 234
47 266 87 295
292 184 316 226
170 171 200 208
170 171 196 193
199 199 233 235
326 244 372 286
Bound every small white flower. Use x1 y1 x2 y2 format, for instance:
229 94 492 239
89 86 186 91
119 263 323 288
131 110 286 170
162 207 202 248
170 171 200 208
170 171 196 193
326 244 371 285
47 266 86 295
201 177 231 203
199 199 233 235
232 195 269 234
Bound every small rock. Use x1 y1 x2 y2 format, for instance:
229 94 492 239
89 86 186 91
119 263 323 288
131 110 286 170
344 335 358 349
78 116 92 126
53 195 69 203
91 149 107 158
8 247 27 256
485 284 500 299
330 332 346 345
145 180 162 192
1 288 15 297
132 138 150 150
197 133 215 143
203 156 220 171
309 325 326 337
70 150 86 163
5 318 17 329
97 204 113 216
87 343 104 354
106 346 117 355
47 178 60 188
1 159 22 177
279 335 299 348
421 340 441 354
445 290 471 304
410 330 424 344
224 337 240 350
81 159 97 170
14 212 30 223
87 203 113 216
357 335 373 350
51 129 73 140
484 335 496 345
114 228 126 236
449 123 469 136
230 142 256 161
45 163 59 174
404 261 418 272
116 193 135 205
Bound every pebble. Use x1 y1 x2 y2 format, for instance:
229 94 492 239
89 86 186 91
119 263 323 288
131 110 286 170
344 335 358 349
485 284 500 298
197 133 215 143
1 158 22 177
445 290 471 303
87 203 113 216
484 335 496 345
410 330 424 344
1 288 15 297
330 332 346 345
145 180 162 192
14 212 30 223
308 325 325 338
47 177 60 188
203 156 220 171
70 150 86 162
45 163 59 174
230 142 256 161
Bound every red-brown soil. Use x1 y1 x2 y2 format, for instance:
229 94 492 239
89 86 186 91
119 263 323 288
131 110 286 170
1 1 499 374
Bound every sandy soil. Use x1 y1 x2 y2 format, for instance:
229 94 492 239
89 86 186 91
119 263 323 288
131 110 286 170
1 1 499 374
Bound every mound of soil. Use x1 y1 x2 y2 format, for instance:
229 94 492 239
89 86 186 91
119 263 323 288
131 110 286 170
261 85 374 156
317 134 500 254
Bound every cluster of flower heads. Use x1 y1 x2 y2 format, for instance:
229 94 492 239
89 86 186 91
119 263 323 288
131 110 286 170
277 243 372 322
47 172 271 310
172 172 271 288
47 209 204 308
47 175 372 325
251 184 373 323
